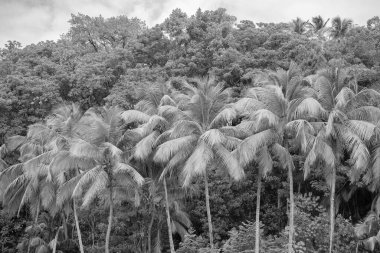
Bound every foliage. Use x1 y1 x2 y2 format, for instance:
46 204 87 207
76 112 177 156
1 6 380 253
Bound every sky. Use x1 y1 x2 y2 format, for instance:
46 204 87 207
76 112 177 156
0 0 379 47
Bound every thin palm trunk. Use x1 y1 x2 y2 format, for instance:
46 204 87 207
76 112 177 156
52 227 60 253
62 213 69 240
164 177 175 253
255 171 262 253
73 199 85 253
288 166 294 253
329 167 336 253
35 198 40 224
105 187 114 253
147 210 154 253
204 172 214 248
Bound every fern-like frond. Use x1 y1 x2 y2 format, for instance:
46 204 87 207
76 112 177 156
236 129 279 167
154 135 197 163
82 170 109 208
209 107 237 129
113 163 144 186
200 129 226 147
73 165 102 198
170 120 203 138
120 110 150 124
134 131 159 161
291 97 326 120
182 141 214 186
214 144 244 181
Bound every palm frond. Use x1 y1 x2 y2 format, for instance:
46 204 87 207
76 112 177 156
336 125 370 180
213 144 244 181
120 110 150 124
134 131 160 161
70 139 102 160
200 129 226 147
291 97 326 120
182 141 214 186
270 143 295 171
73 165 102 198
5 135 26 152
113 162 144 186
154 135 197 163
159 95 176 106
347 106 380 124
257 147 273 177
82 170 109 208
304 136 335 179
209 107 237 129
236 129 279 167
335 87 355 109
57 175 82 207
233 98 266 115
170 120 203 138
345 120 379 143
248 109 280 129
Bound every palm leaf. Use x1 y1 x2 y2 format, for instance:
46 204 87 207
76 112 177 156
236 129 279 167
154 135 197 164
182 141 214 186
213 144 244 180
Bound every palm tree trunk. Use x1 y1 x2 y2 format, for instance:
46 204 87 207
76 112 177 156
204 172 214 248
288 166 294 253
255 171 262 253
164 177 175 253
52 227 60 253
105 188 114 253
35 198 40 224
73 199 85 253
61 213 69 240
147 210 155 253
329 167 336 253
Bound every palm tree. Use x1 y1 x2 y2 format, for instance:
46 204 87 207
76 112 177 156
330 16 353 40
302 64 379 253
292 17 309 35
67 106 144 253
121 82 186 253
154 77 244 248
310 15 330 33
233 62 318 252
1 123 61 221
47 103 89 253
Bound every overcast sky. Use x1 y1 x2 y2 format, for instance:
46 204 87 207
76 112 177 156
0 0 379 47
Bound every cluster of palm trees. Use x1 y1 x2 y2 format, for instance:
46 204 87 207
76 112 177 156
292 15 353 40
0 60 379 253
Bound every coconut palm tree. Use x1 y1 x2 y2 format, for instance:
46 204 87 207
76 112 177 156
67 106 144 253
292 17 309 35
233 62 319 252
154 77 245 248
310 15 330 33
302 63 380 253
330 16 353 40
46 103 91 253
121 81 187 252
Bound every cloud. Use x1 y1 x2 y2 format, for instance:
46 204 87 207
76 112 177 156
0 0 379 47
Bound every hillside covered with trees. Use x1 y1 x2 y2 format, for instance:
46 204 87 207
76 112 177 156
1 8 380 253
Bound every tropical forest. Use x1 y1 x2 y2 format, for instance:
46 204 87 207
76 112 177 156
1 7 380 253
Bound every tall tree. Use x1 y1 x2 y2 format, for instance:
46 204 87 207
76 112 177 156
310 15 330 33
302 63 379 253
233 62 318 252
330 16 353 40
154 77 244 248
122 82 185 252
69 106 144 253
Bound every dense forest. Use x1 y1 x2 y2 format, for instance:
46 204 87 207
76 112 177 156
1 7 380 253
